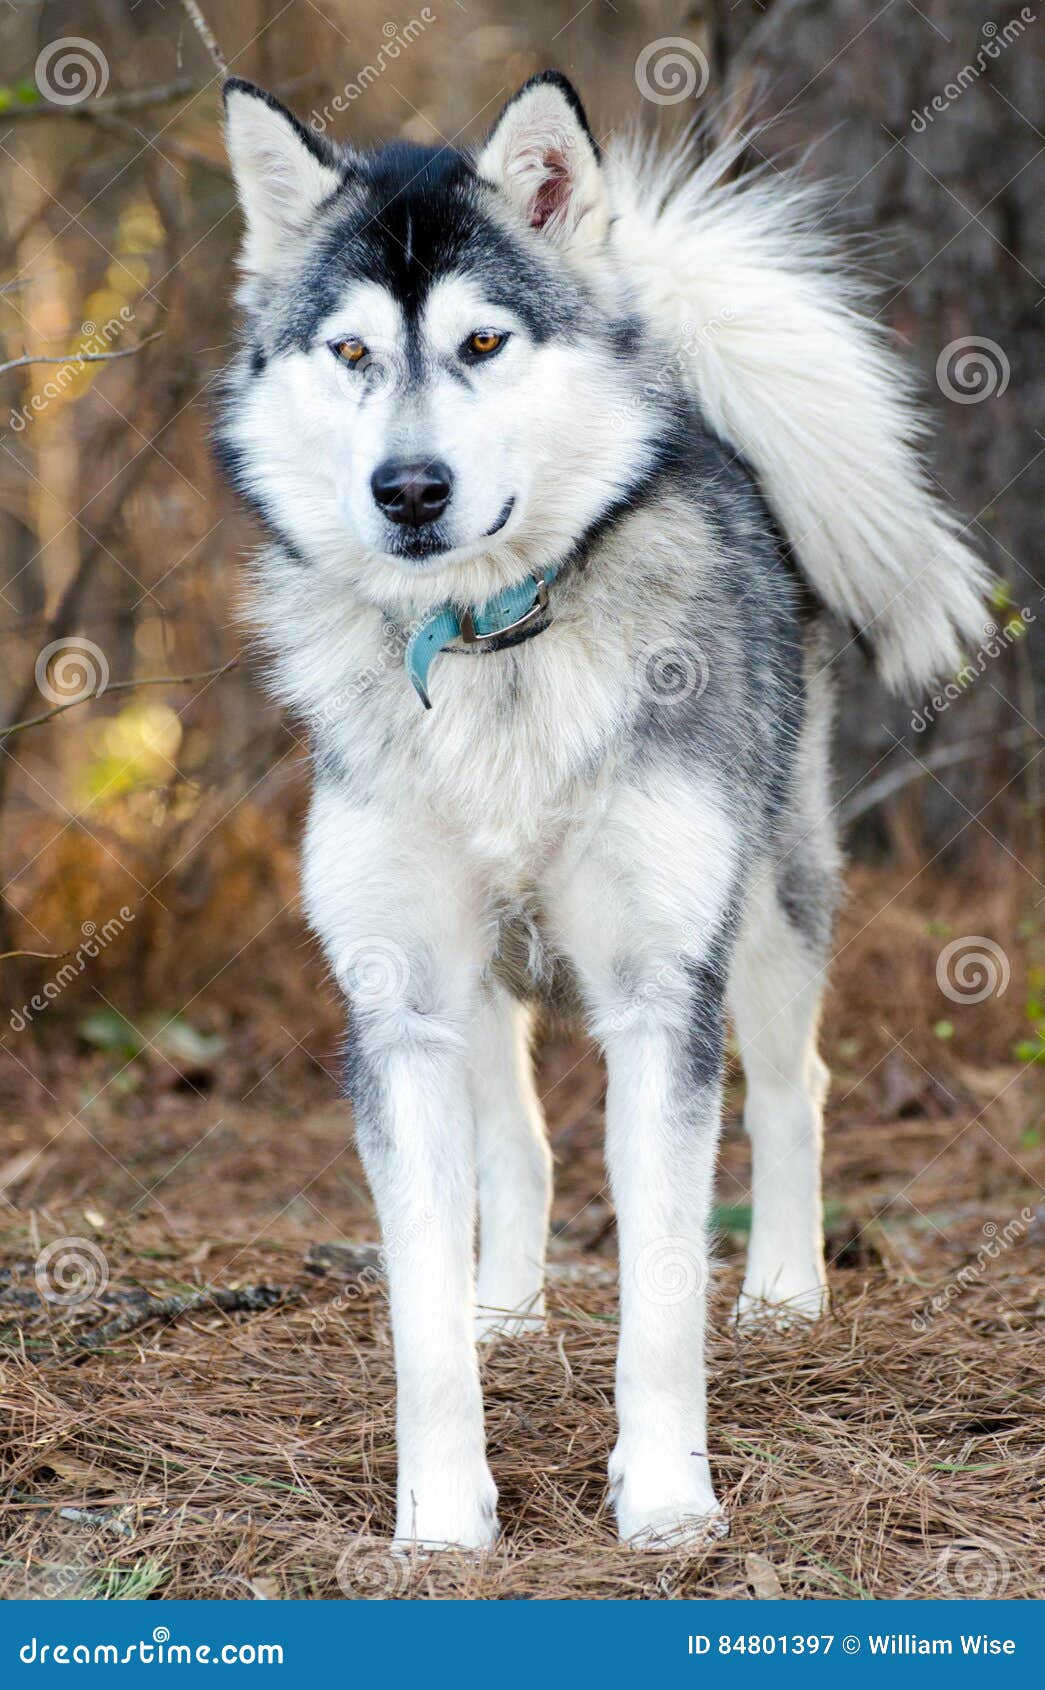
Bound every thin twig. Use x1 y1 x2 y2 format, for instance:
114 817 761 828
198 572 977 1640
78 1285 292 1349
1 660 238 739
0 947 72 963
180 0 228 77
0 332 162 379
841 728 1026 824
3 80 200 120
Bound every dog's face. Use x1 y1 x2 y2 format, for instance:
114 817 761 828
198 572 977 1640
218 76 659 600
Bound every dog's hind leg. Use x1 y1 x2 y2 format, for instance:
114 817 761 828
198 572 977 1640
472 987 551 1341
728 854 835 1324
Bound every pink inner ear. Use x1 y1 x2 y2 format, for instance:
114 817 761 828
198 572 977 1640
530 148 571 230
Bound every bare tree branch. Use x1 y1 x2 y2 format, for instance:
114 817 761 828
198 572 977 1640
840 729 1027 824
4 79 201 120
0 947 73 963
0 332 162 379
1 661 239 739
180 0 228 78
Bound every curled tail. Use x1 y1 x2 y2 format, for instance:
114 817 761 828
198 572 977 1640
607 133 992 693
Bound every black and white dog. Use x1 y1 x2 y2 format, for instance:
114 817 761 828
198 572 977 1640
217 73 987 1552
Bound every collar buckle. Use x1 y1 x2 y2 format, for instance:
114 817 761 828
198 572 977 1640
459 575 549 647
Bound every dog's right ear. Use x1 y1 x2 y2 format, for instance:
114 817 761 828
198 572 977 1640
476 73 608 261
223 79 345 272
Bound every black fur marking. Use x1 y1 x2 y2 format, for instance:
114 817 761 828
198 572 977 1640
610 314 644 361
679 904 738 1091
223 77 345 176
776 853 838 958
269 141 581 354
625 398 808 835
210 427 311 567
484 71 602 163
341 1026 385 1149
681 960 728 1091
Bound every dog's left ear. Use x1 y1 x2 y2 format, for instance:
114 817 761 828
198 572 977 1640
476 73 608 259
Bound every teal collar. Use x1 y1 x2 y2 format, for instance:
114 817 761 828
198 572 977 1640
404 565 558 709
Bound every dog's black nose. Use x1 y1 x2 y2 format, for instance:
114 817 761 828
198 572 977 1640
371 458 452 526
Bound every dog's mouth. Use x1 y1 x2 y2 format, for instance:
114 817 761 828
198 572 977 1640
385 525 450 564
485 496 515 537
383 497 517 567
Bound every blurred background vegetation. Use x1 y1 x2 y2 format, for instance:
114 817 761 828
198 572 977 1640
0 0 1041 1171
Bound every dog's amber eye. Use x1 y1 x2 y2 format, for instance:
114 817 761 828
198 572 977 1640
332 338 367 365
466 331 503 357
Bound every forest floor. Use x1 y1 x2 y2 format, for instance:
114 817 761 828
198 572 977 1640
1 864 1042 1600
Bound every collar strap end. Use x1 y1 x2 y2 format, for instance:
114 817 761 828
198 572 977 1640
404 568 556 709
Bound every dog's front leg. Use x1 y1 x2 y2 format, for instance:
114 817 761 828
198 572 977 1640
601 996 728 1549
304 789 497 1552
547 777 737 1548
351 1016 497 1551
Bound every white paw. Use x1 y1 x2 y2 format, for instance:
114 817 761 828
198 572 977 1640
621 1503 729 1552
393 1469 499 1553
734 1274 828 1328
611 1445 725 1552
475 1292 546 1343
390 1532 498 1560
475 1310 547 1343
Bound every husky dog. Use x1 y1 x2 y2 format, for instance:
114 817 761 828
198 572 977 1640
217 73 987 1551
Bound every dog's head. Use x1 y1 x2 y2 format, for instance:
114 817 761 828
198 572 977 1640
217 75 661 602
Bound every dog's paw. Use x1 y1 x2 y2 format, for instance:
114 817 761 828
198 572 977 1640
389 1530 499 1562
611 1444 725 1553
475 1293 546 1344
393 1469 500 1555
734 1276 828 1329
475 1308 547 1344
621 1503 729 1553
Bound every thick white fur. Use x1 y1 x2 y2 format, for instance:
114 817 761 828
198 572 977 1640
605 133 992 692
476 79 610 259
224 86 342 275
223 81 989 1556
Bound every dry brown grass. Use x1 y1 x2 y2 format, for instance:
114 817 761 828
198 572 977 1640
1 862 1042 1600
1 1240 1041 1601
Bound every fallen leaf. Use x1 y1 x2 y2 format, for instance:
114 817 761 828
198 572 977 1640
744 1552 784 1599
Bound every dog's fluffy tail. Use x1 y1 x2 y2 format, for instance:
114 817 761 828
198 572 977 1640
607 133 991 694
